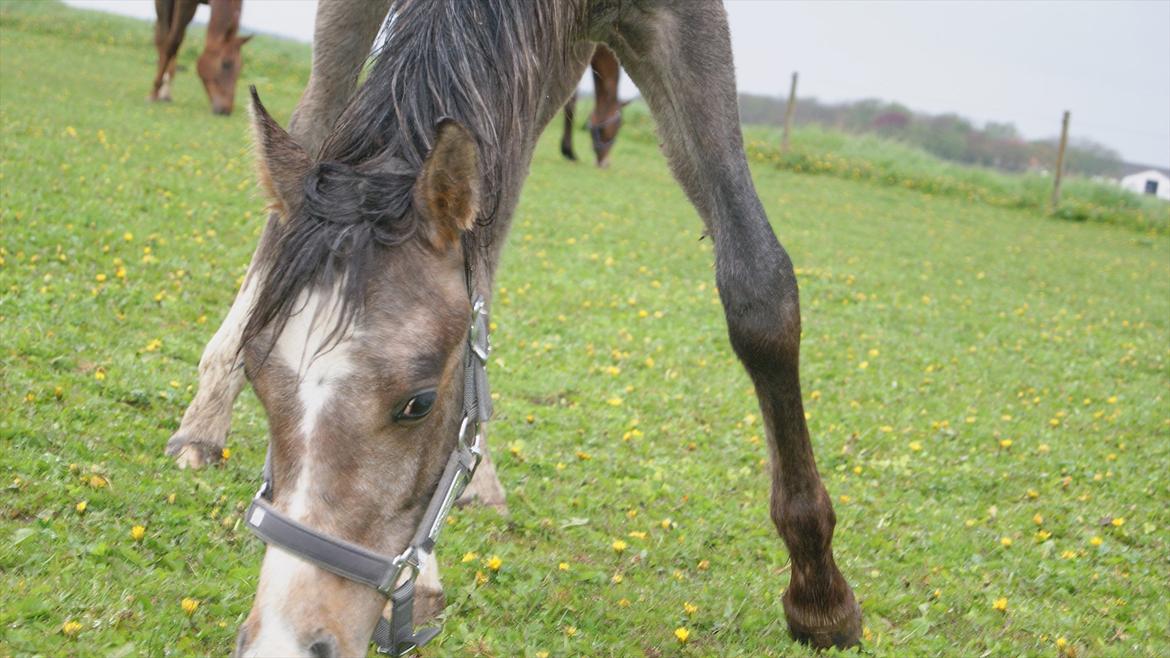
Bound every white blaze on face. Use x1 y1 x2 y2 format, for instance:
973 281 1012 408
247 285 357 656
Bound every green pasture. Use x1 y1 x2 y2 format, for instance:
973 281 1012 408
2 3 1168 657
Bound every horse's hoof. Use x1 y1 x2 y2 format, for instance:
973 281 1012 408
560 144 577 161
783 587 862 650
165 434 223 470
412 587 446 626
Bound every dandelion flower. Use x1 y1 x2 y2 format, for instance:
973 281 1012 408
660 518 672 529
992 597 1008 612
181 598 199 616
674 627 690 643
611 573 623 584
1090 536 1103 547
131 525 145 542
75 501 87 513
1111 517 1125 527
61 620 82 637
683 602 698 616
474 570 488 585
486 555 502 571
564 625 578 637
1000 537 1013 547
697 559 710 571
612 539 627 553
908 441 922 451
618 598 631 607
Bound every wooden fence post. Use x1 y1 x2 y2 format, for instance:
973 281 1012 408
781 71 798 154
1050 110 1070 213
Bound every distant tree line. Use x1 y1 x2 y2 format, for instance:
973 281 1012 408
739 94 1124 177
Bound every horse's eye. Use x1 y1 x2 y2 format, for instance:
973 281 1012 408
395 390 437 422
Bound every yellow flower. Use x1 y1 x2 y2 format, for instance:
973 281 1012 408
558 562 570 571
130 525 145 542
1033 514 1044 525
999 438 1013 449
674 626 690 643
660 518 673 529
611 573 623 584
474 570 488 585
88 475 107 489
1035 529 1052 541
461 551 479 563
536 652 549 658
564 625 578 637
611 539 627 553
1027 489 1039 499
1000 537 1013 547
94 370 106 381
62 620 83 637
486 555 502 571
607 397 623 406
575 450 591 461
181 598 199 616
1090 536 1103 547
1111 517 1125 527
908 441 922 452
697 559 710 571
683 601 698 616
95 273 107 283
1056 637 1068 649
992 597 1008 612
628 531 647 540
75 500 87 513
123 232 134 242
617 598 631 607
221 448 231 461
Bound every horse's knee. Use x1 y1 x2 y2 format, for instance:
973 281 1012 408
718 246 802 370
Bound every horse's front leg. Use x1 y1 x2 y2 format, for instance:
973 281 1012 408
165 241 265 468
606 2 861 649
560 91 578 161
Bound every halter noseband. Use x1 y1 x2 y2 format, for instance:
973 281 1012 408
244 259 492 656
587 107 622 153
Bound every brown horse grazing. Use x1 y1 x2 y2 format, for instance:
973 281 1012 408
166 1 862 655
560 43 624 166
149 0 250 115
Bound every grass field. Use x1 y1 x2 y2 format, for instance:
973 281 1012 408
3 3 1169 657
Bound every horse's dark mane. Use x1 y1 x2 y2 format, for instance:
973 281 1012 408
242 0 582 355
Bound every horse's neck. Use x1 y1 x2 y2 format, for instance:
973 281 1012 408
471 41 594 291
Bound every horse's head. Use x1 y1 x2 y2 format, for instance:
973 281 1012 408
589 99 631 168
197 33 251 115
234 91 481 657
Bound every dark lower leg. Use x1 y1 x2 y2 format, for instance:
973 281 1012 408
561 92 577 161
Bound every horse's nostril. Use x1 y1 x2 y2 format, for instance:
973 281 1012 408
308 637 337 658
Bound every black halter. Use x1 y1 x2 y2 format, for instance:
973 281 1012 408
244 257 492 656
587 107 622 153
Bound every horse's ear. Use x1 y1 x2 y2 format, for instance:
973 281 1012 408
249 86 309 217
620 98 633 108
236 34 253 47
414 119 480 250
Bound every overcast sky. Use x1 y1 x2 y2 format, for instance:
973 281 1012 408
67 0 1170 167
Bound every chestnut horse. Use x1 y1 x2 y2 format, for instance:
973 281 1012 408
149 0 250 115
167 1 862 655
560 44 625 167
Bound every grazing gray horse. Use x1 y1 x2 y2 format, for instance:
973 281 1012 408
166 1 862 655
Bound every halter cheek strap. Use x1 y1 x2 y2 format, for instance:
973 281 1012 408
244 294 492 656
